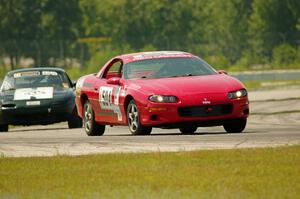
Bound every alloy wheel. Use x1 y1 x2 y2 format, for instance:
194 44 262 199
84 103 93 132
128 103 139 132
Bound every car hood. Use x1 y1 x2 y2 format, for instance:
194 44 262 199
128 74 244 95
127 74 245 104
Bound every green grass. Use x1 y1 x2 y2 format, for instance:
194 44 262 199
244 79 300 90
243 81 262 90
252 110 300 115
0 145 299 198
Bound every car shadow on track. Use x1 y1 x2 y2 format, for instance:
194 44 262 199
105 130 265 136
106 132 229 136
151 132 229 136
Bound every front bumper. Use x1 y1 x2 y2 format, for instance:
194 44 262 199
0 99 75 125
139 97 249 127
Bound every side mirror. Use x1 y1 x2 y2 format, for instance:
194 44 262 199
218 70 228 75
107 77 121 85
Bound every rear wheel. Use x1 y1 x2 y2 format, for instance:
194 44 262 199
68 108 83 129
127 100 152 135
83 101 105 136
0 124 8 132
179 126 197 134
223 119 247 133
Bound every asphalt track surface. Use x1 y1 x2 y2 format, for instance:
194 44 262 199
1 87 300 157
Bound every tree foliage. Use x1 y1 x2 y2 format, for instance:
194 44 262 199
0 0 82 69
0 0 300 71
249 0 300 63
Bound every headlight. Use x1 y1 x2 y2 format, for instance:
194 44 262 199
228 89 247 99
149 95 178 103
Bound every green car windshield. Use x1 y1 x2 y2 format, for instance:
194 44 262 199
1 71 70 91
123 57 216 79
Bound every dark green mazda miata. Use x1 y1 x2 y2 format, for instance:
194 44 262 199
0 67 82 132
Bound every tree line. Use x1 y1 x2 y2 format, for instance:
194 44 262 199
0 0 300 73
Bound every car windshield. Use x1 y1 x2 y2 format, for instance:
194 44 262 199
0 70 70 91
123 57 216 79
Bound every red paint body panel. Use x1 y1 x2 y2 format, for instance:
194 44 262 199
75 51 249 128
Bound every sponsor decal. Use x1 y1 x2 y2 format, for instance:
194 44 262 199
13 71 40 78
42 71 58 76
114 86 121 105
14 87 54 100
114 105 122 121
13 71 58 78
132 52 191 61
114 86 122 121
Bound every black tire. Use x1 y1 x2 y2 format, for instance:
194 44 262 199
223 119 247 133
83 101 105 136
68 108 83 129
127 100 152 135
0 124 8 132
179 126 197 134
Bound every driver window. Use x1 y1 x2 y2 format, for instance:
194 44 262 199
103 60 123 79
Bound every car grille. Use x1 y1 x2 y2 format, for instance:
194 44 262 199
178 104 233 117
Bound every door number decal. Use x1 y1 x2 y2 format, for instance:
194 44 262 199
99 86 113 110
99 86 122 121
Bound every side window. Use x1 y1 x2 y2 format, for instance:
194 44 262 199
59 73 72 88
103 60 123 79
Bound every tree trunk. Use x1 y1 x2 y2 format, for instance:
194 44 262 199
60 40 65 67
35 41 41 66
9 54 15 70
80 43 84 69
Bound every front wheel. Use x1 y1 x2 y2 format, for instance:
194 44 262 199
83 101 105 136
0 124 8 132
127 100 152 135
223 119 247 133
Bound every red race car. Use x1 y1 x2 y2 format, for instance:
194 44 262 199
75 51 249 136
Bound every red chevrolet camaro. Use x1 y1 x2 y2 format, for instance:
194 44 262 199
75 51 249 136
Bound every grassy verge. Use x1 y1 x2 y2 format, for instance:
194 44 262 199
252 110 300 115
243 79 300 90
0 145 299 198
